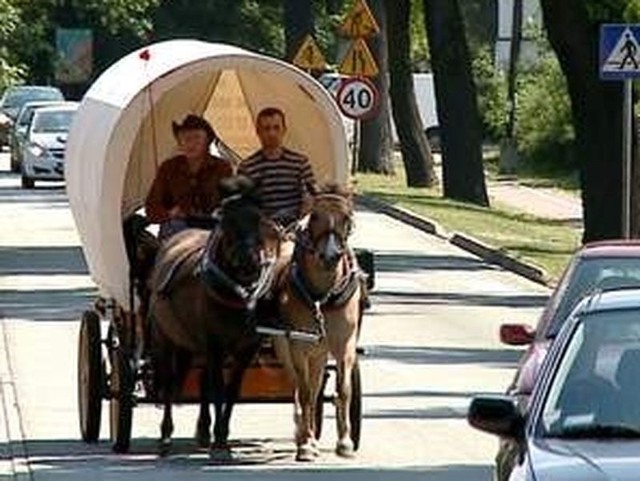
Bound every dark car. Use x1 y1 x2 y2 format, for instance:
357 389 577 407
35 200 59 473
0 86 64 147
502 241 640 402
469 287 640 481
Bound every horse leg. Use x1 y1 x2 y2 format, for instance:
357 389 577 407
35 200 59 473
209 346 232 461
158 341 175 456
291 352 318 462
334 353 356 458
221 342 257 438
307 353 327 456
196 362 212 448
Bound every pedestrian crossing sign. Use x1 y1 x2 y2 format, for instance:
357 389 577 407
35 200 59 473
600 24 640 80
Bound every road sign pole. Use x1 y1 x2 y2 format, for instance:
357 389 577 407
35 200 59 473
622 79 634 239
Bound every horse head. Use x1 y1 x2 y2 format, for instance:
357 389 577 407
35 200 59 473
304 184 354 269
214 175 281 287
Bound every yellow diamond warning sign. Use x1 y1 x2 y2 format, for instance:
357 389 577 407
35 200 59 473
339 38 379 77
292 34 327 71
340 0 380 38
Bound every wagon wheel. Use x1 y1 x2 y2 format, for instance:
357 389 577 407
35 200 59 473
314 372 329 440
349 359 362 451
78 310 103 443
110 347 134 453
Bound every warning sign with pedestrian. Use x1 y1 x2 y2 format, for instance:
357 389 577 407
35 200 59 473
600 24 640 80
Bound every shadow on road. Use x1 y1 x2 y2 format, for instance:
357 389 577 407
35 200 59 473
374 252 497 273
0 287 95 321
366 345 521 369
373 290 548 309
0 438 491 480
0 245 87 275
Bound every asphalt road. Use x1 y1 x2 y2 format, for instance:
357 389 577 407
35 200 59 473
0 151 549 480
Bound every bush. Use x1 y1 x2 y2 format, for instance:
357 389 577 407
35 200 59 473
516 46 575 169
473 47 508 142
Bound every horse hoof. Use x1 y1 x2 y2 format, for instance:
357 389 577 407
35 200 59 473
210 444 232 463
336 439 355 458
158 439 172 457
195 429 211 449
296 444 317 462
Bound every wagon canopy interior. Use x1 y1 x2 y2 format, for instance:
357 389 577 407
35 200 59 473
65 40 349 307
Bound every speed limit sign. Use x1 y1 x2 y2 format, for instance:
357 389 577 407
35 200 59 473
336 77 380 120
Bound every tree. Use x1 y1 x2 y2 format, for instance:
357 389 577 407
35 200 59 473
357 0 393 174
539 0 628 242
423 0 489 206
284 0 314 60
385 0 435 187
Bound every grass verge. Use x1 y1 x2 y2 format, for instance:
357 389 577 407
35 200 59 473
356 171 581 282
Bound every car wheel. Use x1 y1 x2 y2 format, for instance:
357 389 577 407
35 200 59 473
21 175 35 189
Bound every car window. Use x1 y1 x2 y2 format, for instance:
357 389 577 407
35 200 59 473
545 257 640 337
541 310 640 436
3 88 64 109
31 110 75 133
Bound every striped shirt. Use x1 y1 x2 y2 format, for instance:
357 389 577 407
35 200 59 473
238 148 315 223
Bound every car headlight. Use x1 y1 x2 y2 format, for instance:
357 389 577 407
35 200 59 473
29 143 47 158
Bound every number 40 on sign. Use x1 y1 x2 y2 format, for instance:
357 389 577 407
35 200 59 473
336 77 380 120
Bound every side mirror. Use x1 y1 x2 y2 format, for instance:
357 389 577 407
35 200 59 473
468 395 525 439
500 323 535 346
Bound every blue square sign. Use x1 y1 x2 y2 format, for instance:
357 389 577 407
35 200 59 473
600 24 640 80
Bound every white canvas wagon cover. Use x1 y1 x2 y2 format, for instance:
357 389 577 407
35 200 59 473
65 39 349 306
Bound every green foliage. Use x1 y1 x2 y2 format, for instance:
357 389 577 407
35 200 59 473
0 0 25 90
410 0 429 70
586 0 640 22
516 39 574 169
472 48 508 141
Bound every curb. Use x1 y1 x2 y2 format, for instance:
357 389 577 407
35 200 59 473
356 194 550 287
355 195 448 239
0 319 31 480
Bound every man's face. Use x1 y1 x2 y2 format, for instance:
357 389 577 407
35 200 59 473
177 129 209 160
256 114 286 150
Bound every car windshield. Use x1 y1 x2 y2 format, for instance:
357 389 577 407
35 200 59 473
546 257 640 337
3 88 63 109
541 309 640 438
17 105 46 127
31 110 75 133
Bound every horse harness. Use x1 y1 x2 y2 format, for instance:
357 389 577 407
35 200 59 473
285 227 363 339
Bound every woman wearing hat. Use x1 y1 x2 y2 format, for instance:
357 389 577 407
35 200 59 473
145 114 233 239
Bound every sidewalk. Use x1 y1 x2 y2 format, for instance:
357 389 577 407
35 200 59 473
488 179 582 224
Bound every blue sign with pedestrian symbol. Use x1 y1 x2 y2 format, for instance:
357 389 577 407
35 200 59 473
600 24 640 80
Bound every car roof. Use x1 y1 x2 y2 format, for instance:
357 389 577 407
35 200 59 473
32 102 79 114
5 85 62 93
578 240 640 258
574 288 640 316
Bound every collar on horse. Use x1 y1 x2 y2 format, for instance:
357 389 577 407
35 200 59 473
197 228 276 311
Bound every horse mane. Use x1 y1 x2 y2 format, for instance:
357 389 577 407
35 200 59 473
313 183 354 213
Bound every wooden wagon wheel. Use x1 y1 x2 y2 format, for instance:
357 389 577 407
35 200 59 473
78 310 103 443
110 345 134 453
349 359 362 451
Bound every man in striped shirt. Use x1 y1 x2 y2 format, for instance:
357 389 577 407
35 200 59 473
238 108 315 227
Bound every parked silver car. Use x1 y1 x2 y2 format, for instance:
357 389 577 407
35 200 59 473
21 103 78 189
9 100 66 172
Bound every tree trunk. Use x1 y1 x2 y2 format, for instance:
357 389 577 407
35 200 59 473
540 0 623 242
357 0 394 174
284 0 315 61
423 0 489 206
385 0 435 187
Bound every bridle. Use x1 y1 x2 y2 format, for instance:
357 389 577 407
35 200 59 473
198 216 278 312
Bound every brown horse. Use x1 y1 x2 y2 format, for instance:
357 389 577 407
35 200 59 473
274 185 363 461
147 176 281 458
